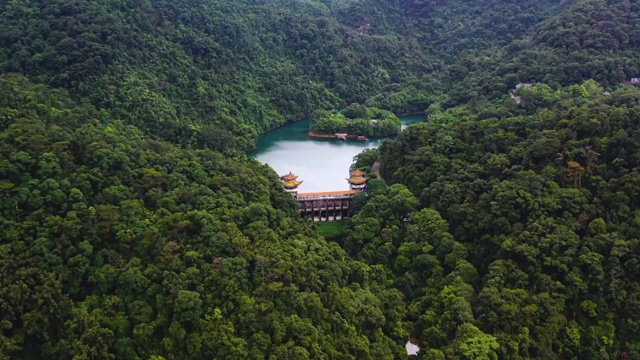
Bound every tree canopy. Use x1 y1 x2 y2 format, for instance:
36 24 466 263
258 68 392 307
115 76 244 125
350 82 640 358
311 106 401 137
0 74 407 359
3 0 640 358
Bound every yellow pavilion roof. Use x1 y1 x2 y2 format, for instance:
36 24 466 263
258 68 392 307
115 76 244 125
347 177 368 184
281 172 298 181
351 169 365 177
283 180 303 188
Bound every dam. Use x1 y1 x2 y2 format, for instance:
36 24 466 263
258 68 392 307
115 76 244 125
280 170 367 222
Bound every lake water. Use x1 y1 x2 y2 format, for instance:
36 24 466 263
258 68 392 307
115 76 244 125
248 115 424 192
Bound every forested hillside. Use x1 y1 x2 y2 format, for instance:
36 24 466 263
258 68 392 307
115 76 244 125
0 0 427 148
3 0 640 358
512 0 640 86
0 74 408 359
346 82 640 358
0 0 575 149
369 0 640 111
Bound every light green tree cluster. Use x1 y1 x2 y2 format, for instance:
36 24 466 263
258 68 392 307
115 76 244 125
311 105 401 137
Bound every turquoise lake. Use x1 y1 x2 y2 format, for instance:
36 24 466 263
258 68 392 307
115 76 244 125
248 115 424 192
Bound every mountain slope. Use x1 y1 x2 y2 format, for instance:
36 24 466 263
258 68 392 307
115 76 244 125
3 0 640 358
0 74 407 359
0 0 427 148
0 0 573 148
364 83 640 358
507 0 640 86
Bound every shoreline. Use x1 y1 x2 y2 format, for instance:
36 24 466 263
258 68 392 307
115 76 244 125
308 131 340 139
262 110 424 136
396 111 425 116
262 113 309 133
308 131 393 140
247 110 425 150
245 114 309 152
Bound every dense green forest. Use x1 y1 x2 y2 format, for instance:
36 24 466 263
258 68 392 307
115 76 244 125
347 82 640 358
0 74 407 359
2 0 608 149
0 0 427 149
310 104 400 137
3 0 640 358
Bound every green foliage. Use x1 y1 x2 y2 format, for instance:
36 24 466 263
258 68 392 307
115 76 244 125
351 149 379 173
4 0 640 357
316 221 346 239
511 0 640 86
0 0 430 149
362 83 640 358
311 106 401 137
0 75 405 359
310 110 349 134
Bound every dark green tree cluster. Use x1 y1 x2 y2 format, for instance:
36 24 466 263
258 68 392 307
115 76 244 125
2 0 610 150
3 0 640 358
345 83 640 358
360 0 640 117
509 0 640 87
311 105 400 137
0 74 408 359
343 181 499 359
0 0 428 149
337 0 565 113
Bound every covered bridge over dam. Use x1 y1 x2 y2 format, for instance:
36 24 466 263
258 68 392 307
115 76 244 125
297 190 356 222
280 170 367 222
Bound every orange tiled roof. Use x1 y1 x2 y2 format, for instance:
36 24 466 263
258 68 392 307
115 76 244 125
351 169 364 177
281 172 298 181
283 180 302 188
347 177 368 184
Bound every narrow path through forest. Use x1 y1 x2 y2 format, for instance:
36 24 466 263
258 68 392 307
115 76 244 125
372 161 385 184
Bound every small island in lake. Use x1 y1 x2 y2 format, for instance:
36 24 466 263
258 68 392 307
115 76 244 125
309 103 401 139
